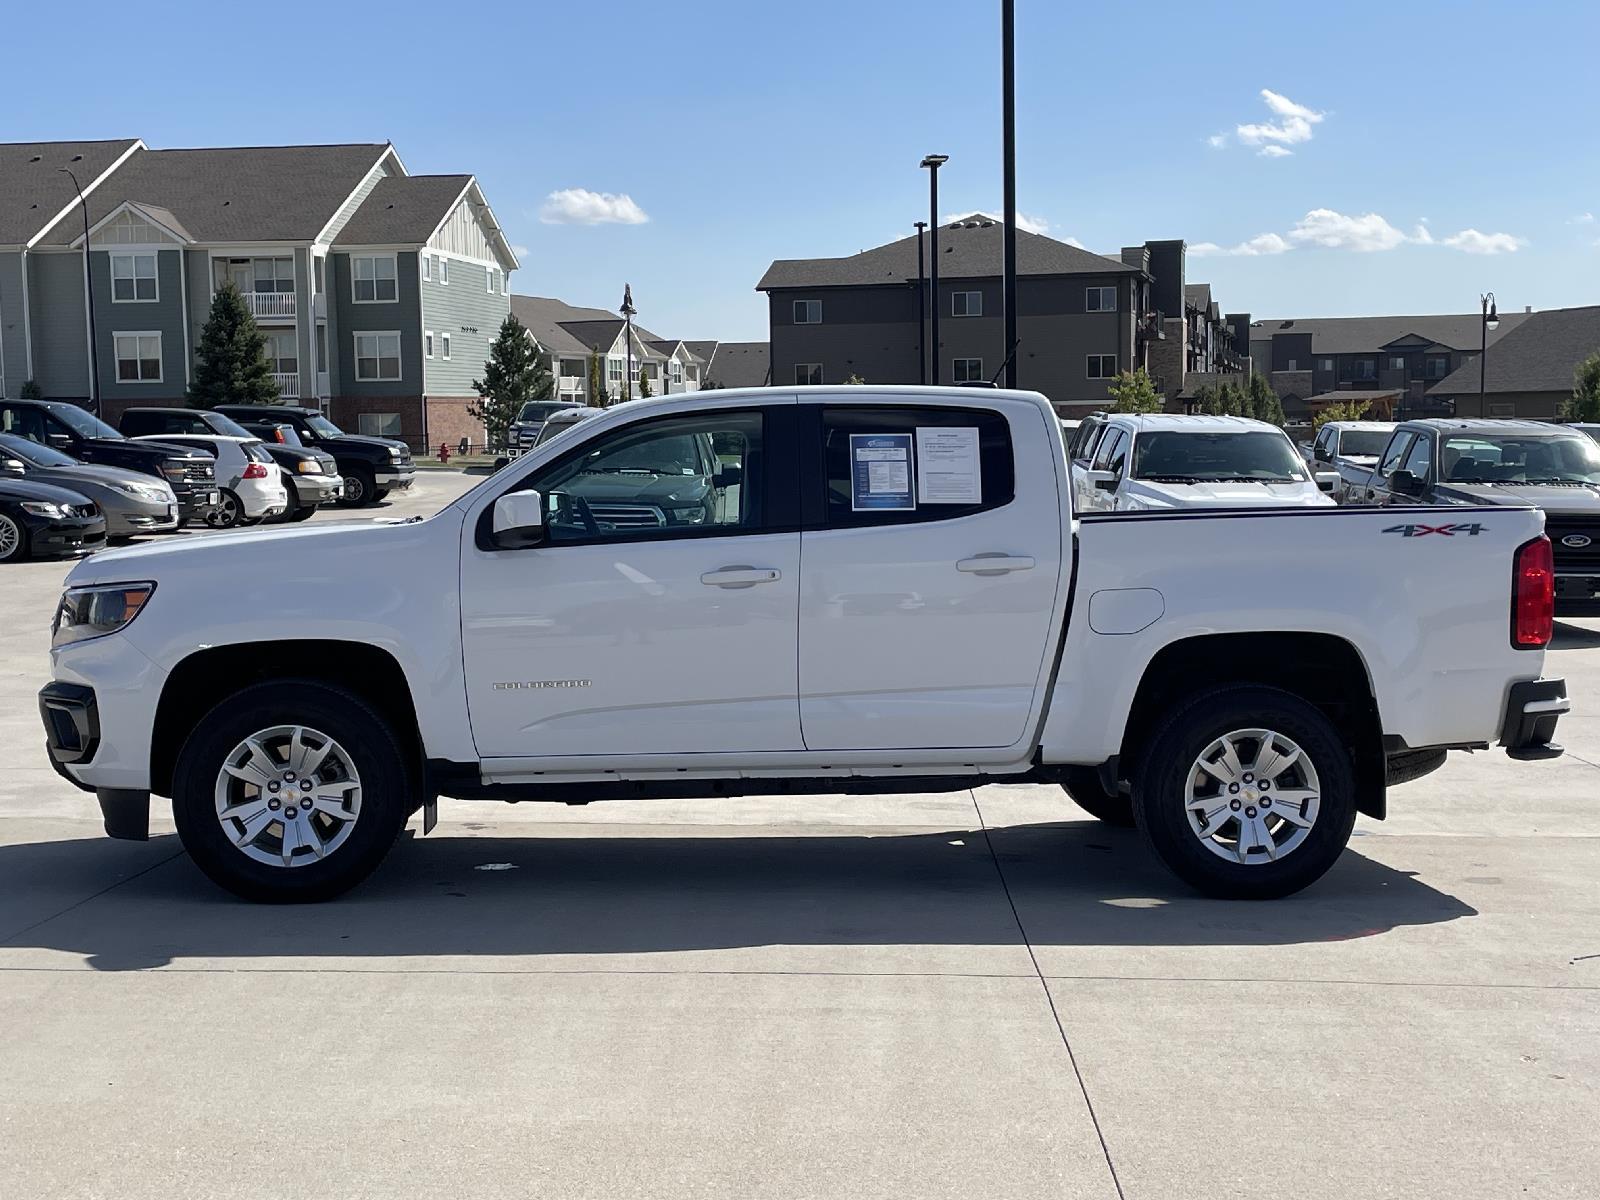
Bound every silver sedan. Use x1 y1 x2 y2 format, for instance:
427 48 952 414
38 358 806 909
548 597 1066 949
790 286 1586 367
0 433 179 538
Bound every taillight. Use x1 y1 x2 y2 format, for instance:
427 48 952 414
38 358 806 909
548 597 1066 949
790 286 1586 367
274 428 286 443
242 462 269 480
1512 535 1554 648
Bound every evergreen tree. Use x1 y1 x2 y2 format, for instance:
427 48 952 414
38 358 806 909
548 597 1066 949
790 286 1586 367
1247 373 1286 426
470 313 551 450
20 379 42 400
843 373 867 385
638 364 653 398
188 282 279 408
588 350 607 406
1563 352 1600 422
1106 367 1162 413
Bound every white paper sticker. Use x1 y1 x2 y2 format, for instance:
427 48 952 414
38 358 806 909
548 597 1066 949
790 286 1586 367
915 427 981 504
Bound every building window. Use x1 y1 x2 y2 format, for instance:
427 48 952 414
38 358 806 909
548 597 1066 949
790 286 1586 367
441 333 452 360
352 255 397 303
671 361 683 385
264 331 297 376
1318 358 1333 372
1353 359 1377 381
796 363 823 386
425 331 434 359
487 267 499 295
793 299 821 324
439 257 449 285
1086 286 1117 313
354 331 401 381
113 332 162 382
1086 354 1118 380
1426 355 1450 379
110 254 157 302
358 412 404 438
313 255 325 295
953 357 984 383
1286 358 1298 371
607 357 624 386
253 257 294 295
952 291 982 317
1389 355 1406 371
422 255 432 283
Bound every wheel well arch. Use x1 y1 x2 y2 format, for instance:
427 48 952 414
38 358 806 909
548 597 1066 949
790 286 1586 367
150 640 423 798
1119 631 1387 819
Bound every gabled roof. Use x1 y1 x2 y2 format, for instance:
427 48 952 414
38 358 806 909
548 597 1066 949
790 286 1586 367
35 143 392 245
1428 305 1600 397
510 295 616 356
757 215 1136 291
706 342 771 388
0 138 142 245
682 340 718 366
1184 283 1213 312
1254 312 1535 355
333 174 470 244
72 199 196 246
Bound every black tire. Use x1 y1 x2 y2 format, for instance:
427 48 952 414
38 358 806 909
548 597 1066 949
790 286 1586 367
287 502 318 523
1131 685 1357 900
205 489 247 529
371 488 390 503
172 681 413 902
339 468 376 507
0 512 30 562
1386 747 1448 787
1059 766 1134 826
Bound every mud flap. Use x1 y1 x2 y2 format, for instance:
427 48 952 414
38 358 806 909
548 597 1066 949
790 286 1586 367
422 798 438 835
97 788 150 841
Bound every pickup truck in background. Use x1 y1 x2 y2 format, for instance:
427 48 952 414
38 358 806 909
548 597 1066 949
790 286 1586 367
214 405 413 507
40 387 1568 903
1303 419 1397 503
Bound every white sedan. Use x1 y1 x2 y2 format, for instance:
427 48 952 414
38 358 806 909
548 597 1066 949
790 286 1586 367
135 434 288 527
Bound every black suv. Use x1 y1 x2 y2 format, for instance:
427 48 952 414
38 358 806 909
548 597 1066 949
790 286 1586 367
119 408 343 521
215 406 414 506
0 399 219 526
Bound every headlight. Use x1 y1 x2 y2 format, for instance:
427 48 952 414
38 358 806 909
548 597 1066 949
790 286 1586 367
388 445 404 458
295 460 321 474
111 481 171 502
52 582 156 648
20 501 68 518
666 505 707 524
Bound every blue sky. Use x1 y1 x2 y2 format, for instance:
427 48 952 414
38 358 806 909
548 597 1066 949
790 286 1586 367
9 0 1598 341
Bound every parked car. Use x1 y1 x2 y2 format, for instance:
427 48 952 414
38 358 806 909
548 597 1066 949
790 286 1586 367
532 405 599 447
0 399 219 526
511 400 589 451
1361 419 1600 615
214 406 413 507
0 434 178 539
132 435 287 528
1074 414 1335 511
0 477 105 562
43 386 1565 904
1303 420 1397 503
119 408 340 522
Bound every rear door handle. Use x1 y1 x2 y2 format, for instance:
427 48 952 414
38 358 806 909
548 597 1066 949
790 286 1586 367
957 554 1035 576
701 566 781 589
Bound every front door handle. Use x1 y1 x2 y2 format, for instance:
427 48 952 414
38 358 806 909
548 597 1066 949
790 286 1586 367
701 566 781 589
957 554 1035 576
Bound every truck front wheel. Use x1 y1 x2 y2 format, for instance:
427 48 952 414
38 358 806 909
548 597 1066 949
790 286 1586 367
171 681 411 902
1132 685 1357 900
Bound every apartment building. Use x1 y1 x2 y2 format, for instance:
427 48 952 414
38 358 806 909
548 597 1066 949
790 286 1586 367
756 217 1245 412
1428 304 1600 418
509 295 706 403
0 138 518 450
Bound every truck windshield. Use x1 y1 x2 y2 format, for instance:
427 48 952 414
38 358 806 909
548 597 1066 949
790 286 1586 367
1442 435 1600 484
50 405 122 440
1133 431 1308 482
305 415 345 438
578 433 704 476
1338 430 1391 457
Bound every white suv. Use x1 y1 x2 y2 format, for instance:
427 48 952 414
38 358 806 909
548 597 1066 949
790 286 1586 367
1074 414 1334 512
134 435 287 527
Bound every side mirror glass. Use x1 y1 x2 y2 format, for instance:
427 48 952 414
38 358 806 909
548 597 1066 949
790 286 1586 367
0 458 25 475
1314 445 1331 462
1088 468 1118 492
492 490 546 549
47 432 72 450
1391 469 1424 496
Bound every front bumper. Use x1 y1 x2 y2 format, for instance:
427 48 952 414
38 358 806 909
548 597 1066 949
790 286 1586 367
104 500 180 538
30 515 106 557
1499 678 1568 761
376 464 416 490
291 473 343 505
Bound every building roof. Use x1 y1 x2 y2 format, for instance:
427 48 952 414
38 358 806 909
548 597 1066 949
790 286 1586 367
510 296 618 356
332 174 470 244
683 340 718 366
1304 389 1404 405
1253 312 1535 355
1184 283 1213 312
757 214 1137 291
0 138 142 245
35 143 391 245
1428 305 1600 397
705 342 771 388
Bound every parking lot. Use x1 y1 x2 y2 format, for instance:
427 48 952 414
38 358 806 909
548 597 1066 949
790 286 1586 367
2 467 1597 1200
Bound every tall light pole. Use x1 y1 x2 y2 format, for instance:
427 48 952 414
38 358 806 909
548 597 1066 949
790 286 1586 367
60 169 100 417
620 283 636 402
914 220 928 386
920 155 948 385
1001 0 1018 389
1479 292 1499 416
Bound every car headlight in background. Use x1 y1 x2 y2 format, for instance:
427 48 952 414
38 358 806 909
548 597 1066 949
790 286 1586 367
666 505 707 524
111 481 172 502
52 583 156 649
20 501 69 518
295 460 322 474
388 445 405 458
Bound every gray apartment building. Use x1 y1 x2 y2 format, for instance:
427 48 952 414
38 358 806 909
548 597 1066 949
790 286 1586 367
509 295 707 404
1249 310 1536 421
1427 304 1600 418
0 138 519 451
756 217 1245 412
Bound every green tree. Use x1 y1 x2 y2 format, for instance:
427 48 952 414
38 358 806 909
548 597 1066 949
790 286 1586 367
1563 351 1600 422
638 364 653 398
188 281 279 408
20 379 42 400
843 373 867 385
1313 399 1371 430
1247 373 1286 426
470 313 551 450
1106 367 1162 413
588 350 608 406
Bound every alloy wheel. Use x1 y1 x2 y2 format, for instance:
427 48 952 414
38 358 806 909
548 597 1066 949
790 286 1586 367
206 493 242 529
342 474 366 504
1184 728 1321 864
0 515 20 560
212 724 363 868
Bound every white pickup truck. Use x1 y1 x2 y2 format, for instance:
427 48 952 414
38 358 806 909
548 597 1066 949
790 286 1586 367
39 386 1569 903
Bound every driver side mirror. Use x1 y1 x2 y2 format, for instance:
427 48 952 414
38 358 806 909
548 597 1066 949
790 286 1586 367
1087 468 1118 492
713 464 743 489
0 458 25 476
46 432 72 451
491 490 546 549
1390 469 1425 497
1314 444 1331 462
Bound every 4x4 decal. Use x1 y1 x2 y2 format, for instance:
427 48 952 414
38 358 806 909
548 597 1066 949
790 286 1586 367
1382 522 1488 538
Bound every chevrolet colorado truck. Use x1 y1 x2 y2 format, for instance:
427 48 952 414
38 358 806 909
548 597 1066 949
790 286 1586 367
39 387 1568 903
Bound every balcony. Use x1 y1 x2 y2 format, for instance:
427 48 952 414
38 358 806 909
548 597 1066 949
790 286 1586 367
243 292 296 320
272 373 301 399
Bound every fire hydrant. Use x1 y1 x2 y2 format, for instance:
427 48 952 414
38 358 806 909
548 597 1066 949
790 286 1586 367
438 441 451 463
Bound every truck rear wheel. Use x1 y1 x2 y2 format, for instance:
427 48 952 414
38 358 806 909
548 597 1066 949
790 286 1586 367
171 681 411 902
1058 767 1134 826
1131 685 1357 900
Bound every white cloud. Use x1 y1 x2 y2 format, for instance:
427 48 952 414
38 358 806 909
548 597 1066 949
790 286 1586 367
1257 145 1292 158
1571 212 1595 224
510 243 529 258
1206 133 1228 149
938 209 1055 236
539 188 649 225
1288 208 1408 252
1236 88 1325 150
1441 228 1526 255
1189 232 1291 257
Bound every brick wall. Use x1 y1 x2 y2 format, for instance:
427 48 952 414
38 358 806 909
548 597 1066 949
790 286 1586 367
1147 317 1186 401
423 396 485 455
330 395 424 451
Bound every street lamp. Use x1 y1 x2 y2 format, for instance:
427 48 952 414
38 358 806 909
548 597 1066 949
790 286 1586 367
59 168 100 417
914 220 928 386
620 283 636 402
1479 292 1499 415
920 154 948 385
